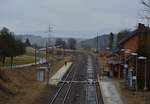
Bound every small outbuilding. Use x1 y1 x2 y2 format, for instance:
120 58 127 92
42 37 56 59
37 67 48 81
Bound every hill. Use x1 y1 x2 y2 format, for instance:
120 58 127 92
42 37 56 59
80 34 119 50
80 34 110 49
15 35 52 47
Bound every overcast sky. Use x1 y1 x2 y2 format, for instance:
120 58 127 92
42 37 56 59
0 0 144 38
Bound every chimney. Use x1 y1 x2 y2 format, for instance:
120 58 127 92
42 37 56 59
138 23 145 30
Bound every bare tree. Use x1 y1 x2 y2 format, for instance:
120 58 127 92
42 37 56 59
141 0 150 26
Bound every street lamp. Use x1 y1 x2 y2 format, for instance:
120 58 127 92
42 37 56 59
106 47 110 50
122 49 131 80
131 52 138 92
138 56 147 91
138 56 147 104
106 47 110 53
121 48 125 52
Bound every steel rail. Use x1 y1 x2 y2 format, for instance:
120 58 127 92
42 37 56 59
62 62 78 104
48 62 76 104
48 56 81 104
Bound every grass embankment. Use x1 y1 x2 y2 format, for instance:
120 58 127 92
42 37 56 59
0 53 72 104
48 55 72 77
0 47 45 66
97 53 109 76
0 67 55 104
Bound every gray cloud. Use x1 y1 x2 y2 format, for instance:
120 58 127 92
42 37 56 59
0 0 142 38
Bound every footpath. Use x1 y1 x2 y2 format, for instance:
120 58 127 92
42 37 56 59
2 58 47 69
99 77 123 104
49 62 72 85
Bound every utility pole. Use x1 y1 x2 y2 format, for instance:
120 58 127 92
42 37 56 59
46 25 53 86
46 42 48 60
34 45 37 65
97 32 99 52
48 24 53 46
45 24 53 60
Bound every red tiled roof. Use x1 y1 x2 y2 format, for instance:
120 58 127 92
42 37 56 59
118 23 148 46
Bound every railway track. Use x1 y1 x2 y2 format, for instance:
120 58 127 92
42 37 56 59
48 55 82 104
48 53 104 104
86 55 99 104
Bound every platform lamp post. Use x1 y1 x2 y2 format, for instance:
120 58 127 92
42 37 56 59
121 49 130 80
138 56 147 91
118 49 125 79
106 47 110 52
138 56 147 104
131 52 138 92
120 49 125 79
121 48 126 63
125 50 133 89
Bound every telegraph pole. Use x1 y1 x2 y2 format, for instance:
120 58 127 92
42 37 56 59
48 24 53 46
45 24 53 59
34 45 37 65
46 42 48 60
97 32 99 52
46 24 53 86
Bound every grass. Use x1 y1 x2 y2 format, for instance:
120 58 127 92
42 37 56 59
49 55 72 77
0 53 73 104
97 53 109 76
3 55 37 66
0 47 46 66
0 66 55 104
26 47 46 58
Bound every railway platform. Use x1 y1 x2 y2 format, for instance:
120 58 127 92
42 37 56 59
49 62 72 85
99 77 123 104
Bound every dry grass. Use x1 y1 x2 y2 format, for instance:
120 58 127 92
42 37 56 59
0 53 72 104
0 67 55 104
97 53 109 76
0 67 35 104
49 55 72 77
2 55 36 66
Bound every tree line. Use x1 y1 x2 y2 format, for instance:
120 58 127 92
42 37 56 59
0 27 26 67
55 38 77 50
108 29 131 51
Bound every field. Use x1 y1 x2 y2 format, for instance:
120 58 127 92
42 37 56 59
0 47 45 66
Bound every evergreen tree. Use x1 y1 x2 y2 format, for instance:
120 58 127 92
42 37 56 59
55 38 66 48
68 38 76 50
117 29 131 43
0 27 26 67
25 38 31 46
109 32 114 50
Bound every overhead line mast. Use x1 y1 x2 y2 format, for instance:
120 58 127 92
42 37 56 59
97 32 99 52
46 24 53 60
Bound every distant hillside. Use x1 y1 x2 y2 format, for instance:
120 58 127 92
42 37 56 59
15 35 48 47
80 34 109 49
80 34 119 50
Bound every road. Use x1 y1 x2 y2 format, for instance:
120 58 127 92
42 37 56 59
48 52 104 104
